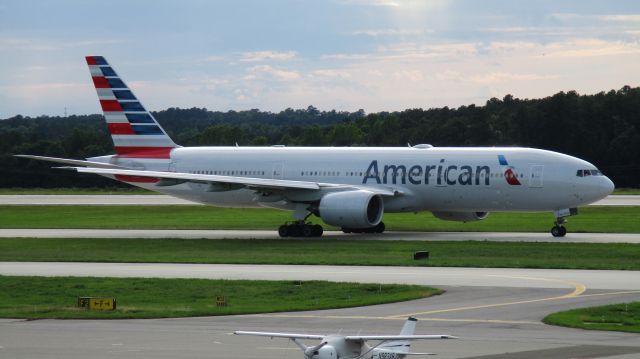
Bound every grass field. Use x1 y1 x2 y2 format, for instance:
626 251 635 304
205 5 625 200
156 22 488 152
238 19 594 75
0 276 438 319
544 302 640 333
2 238 639 270
613 188 640 195
0 205 639 233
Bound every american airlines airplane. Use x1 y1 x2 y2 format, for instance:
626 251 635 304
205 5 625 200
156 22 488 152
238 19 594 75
18 56 615 238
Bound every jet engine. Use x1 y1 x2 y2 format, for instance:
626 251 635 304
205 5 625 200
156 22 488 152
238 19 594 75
318 190 384 228
431 211 489 222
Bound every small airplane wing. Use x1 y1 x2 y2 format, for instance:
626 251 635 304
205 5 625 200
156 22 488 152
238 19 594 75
234 331 325 340
344 335 456 341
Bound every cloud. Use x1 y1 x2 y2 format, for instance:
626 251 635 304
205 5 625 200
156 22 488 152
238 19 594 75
540 39 640 58
351 28 433 37
244 65 301 81
239 50 297 62
552 13 640 23
471 72 558 84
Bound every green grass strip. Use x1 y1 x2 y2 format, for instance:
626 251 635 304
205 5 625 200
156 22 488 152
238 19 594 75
544 302 640 333
0 275 439 319
1 205 639 233
2 238 640 270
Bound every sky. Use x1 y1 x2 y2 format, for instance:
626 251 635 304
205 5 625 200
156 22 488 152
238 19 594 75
1 0 640 117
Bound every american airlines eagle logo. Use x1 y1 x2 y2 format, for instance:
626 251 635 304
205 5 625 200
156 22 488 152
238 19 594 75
498 155 521 185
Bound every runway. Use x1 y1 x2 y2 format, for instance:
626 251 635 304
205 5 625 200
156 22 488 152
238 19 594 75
1 263 640 358
0 194 636 206
2 228 639 243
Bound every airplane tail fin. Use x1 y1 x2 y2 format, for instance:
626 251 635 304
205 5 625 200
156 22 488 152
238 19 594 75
85 56 178 159
378 317 418 355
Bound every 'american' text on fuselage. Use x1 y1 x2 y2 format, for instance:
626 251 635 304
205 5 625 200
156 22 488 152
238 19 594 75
362 159 492 186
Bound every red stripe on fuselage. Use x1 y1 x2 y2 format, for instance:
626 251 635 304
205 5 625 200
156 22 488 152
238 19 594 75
107 123 135 135
114 174 159 183
100 100 122 111
115 146 173 159
92 76 109 88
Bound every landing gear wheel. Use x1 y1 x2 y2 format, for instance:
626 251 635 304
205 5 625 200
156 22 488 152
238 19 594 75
278 225 289 237
551 225 566 237
302 225 314 237
374 221 385 233
278 222 324 238
312 224 323 237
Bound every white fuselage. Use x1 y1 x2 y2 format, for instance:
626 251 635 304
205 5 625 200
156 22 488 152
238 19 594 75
107 146 614 213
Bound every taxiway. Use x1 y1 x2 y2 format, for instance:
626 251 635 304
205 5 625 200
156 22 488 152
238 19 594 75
1 263 639 358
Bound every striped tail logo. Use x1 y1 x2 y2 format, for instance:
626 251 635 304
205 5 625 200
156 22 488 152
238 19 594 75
86 56 177 159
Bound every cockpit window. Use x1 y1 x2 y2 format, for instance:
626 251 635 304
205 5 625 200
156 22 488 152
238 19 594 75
576 169 603 177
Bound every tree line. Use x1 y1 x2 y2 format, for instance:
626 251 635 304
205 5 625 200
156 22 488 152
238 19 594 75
1 86 638 188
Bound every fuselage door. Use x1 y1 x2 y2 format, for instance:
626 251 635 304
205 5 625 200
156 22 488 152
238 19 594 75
272 162 284 179
529 165 544 188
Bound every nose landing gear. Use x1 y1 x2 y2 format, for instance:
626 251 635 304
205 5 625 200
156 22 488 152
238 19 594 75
551 208 577 237
551 222 567 237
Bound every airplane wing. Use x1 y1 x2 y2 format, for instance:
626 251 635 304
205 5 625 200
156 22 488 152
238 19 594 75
74 167 321 191
234 331 325 340
344 335 456 341
16 154 402 196
70 167 400 195
14 155 129 169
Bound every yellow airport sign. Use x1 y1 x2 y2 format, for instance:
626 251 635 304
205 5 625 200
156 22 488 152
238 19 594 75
78 297 116 310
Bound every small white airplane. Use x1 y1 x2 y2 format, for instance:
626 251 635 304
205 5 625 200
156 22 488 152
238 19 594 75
17 56 615 237
235 317 456 358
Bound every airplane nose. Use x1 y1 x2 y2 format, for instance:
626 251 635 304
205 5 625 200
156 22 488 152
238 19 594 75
603 176 615 195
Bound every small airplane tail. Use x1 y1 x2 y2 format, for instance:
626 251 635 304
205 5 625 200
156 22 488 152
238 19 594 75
85 56 178 159
378 317 418 355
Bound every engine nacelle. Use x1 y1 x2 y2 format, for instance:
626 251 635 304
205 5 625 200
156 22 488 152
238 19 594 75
319 190 384 228
431 211 489 222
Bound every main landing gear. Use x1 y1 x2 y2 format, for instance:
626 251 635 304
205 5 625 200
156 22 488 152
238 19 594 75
341 222 386 234
278 222 323 238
